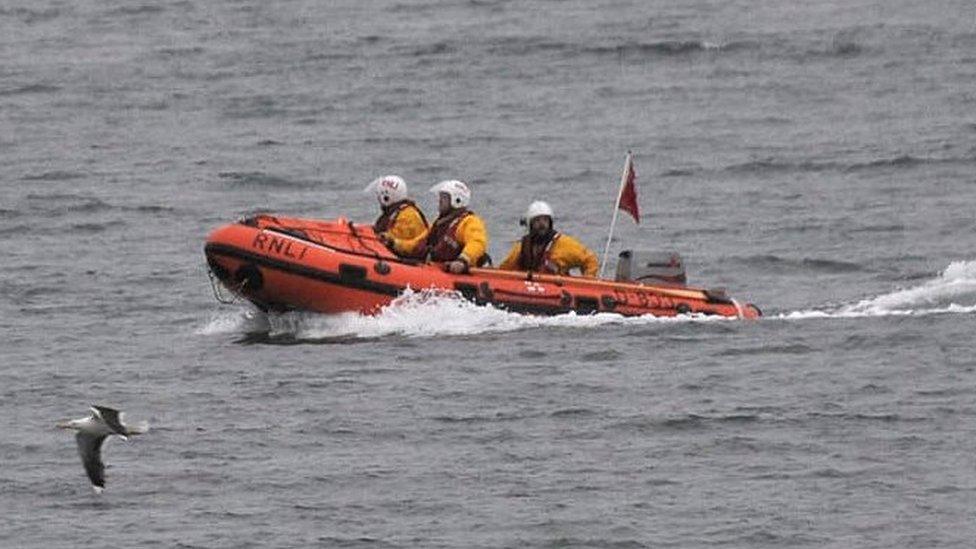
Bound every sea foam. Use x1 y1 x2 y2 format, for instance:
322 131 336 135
781 260 976 319
197 288 725 340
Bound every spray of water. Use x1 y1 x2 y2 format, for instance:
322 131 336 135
197 288 725 340
198 261 976 338
780 260 976 319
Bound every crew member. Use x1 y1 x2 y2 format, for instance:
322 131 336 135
384 180 488 274
365 175 428 240
498 201 598 277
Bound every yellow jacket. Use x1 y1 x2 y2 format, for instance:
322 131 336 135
393 210 489 266
384 203 428 241
499 233 599 277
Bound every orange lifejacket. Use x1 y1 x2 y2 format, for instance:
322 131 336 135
423 208 472 262
517 231 561 274
374 200 426 234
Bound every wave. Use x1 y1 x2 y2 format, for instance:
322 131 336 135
11 195 176 218
155 46 205 58
419 31 901 66
430 411 525 424
0 7 61 24
537 34 871 62
660 168 696 177
612 412 762 433
493 38 728 57
0 223 32 236
0 83 62 97
721 154 973 175
387 2 439 14
404 41 457 57
581 39 727 57
485 37 577 57
23 193 112 213
781 260 976 319
22 170 84 181
733 254 865 274
197 289 727 341
69 220 125 233
846 223 907 234
131 204 177 214
108 4 165 16
220 95 307 119
718 343 814 357
216 171 314 189
398 36 748 61
823 39 864 58
844 154 929 172
384 33 894 65
723 158 841 174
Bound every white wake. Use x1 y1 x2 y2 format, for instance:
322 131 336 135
198 261 976 339
197 288 726 340
781 260 976 319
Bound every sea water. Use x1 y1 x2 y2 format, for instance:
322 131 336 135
2 0 975 547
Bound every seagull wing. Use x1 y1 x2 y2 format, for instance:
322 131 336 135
75 432 107 490
91 405 126 436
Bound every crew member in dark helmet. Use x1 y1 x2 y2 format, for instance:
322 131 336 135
498 200 598 277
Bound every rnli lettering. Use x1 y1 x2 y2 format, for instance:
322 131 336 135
269 237 285 254
252 232 308 260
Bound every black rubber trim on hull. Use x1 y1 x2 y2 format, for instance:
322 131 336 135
492 301 575 316
205 243 402 297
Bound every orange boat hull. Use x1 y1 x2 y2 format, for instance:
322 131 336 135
204 215 760 319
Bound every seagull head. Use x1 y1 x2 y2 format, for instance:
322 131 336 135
55 417 90 431
56 419 76 430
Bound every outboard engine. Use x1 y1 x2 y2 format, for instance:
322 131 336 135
616 250 687 285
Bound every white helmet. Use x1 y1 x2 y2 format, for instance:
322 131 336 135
523 200 553 224
429 179 471 208
365 175 408 206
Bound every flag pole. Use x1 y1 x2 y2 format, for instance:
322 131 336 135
599 151 632 278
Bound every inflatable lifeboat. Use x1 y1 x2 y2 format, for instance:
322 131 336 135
204 214 761 319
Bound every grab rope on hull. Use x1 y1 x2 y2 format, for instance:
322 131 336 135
208 267 247 304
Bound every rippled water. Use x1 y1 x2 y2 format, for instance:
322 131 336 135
2 0 976 547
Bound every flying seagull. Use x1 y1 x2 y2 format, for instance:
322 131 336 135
57 405 149 493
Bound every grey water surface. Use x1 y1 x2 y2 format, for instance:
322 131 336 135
2 0 975 547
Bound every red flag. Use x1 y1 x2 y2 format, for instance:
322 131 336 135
617 153 639 223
